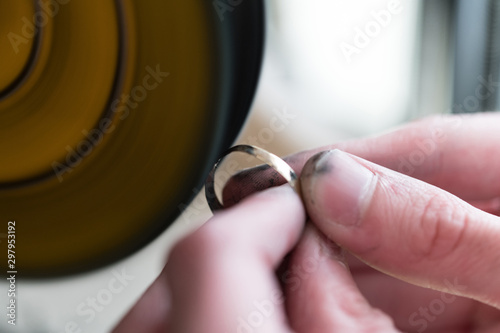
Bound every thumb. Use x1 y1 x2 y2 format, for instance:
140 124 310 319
300 149 500 309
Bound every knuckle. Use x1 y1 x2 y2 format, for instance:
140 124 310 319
407 193 468 262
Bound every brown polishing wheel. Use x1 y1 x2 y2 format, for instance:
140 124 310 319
0 0 263 276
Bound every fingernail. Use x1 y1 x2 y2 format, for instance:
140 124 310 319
302 150 376 227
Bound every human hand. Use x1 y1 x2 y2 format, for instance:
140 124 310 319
112 184 402 332
113 185 311 332
114 112 500 332
223 112 500 332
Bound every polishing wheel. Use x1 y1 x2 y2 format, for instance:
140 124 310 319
0 0 264 276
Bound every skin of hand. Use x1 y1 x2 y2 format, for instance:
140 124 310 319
114 112 500 332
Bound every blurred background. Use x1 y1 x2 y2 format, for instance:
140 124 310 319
3 0 499 331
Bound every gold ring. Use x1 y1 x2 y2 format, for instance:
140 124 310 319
205 144 300 212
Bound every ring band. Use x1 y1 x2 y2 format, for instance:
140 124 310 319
205 144 300 212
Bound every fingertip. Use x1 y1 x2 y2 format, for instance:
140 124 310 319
219 147 327 207
300 150 333 182
222 183 304 217
300 149 377 231
175 184 306 276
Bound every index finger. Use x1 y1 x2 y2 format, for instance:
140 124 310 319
113 186 305 333
170 186 306 332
